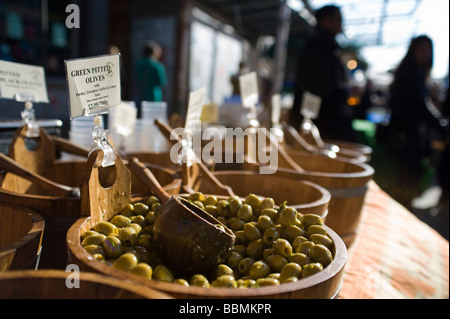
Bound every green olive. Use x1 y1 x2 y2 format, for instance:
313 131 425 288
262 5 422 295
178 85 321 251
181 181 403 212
133 202 150 216
256 277 279 286
284 225 305 242
237 204 253 222
268 272 281 280
81 233 106 247
310 244 333 266
248 260 271 279
234 244 246 256
262 248 276 259
301 214 323 229
83 244 105 256
309 234 333 249
243 222 262 241
130 215 146 227
259 197 275 210
244 194 261 211
236 278 256 288
146 195 159 206
260 208 278 221
151 203 161 212
296 240 314 255
306 225 327 237
113 252 138 272
128 223 142 235
277 207 298 228
301 263 323 278
204 195 218 206
153 265 174 282
174 278 189 286
193 201 204 210
265 254 288 273
228 197 242 217
118 227 137 246
129 263 153 279
133 245 152 264
204 205 217 216
238 257 255 275
281 276 298 283
188 192 205 202
136 233 154 249
246 239 265 260
228 217 245 231
292 236 308 252
215 264 234 278
280 262 302 282
212 275 237 288
262 227 281 246
234 230 247 245
81 230 99 241
103 235 123 258
226 251 244 269
94 221 118 236
289 253 311 266
92 253 105 261
216 200 229 217
120 204 135 217
257 215 275 232
190 274 210 287
272 238 292 258
145 211 157 225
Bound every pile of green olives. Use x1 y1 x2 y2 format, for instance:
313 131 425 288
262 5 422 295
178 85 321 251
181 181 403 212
82 192 335 289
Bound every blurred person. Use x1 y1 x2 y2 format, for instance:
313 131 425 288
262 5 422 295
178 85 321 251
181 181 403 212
135 40 167 117
290 5 356 142
386 35 448 207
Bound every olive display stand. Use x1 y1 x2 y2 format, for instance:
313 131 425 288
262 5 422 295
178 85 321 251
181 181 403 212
0 125 181 269
0 270 171 299
242 149 374 247
67 149 347 299
0 202 44 271
283 123 369 164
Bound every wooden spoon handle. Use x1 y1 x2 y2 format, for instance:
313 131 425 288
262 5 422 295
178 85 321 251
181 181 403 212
155 119 235 197
282 122 318 153
127 157 170 203
50 136 90 157
0 152 74 197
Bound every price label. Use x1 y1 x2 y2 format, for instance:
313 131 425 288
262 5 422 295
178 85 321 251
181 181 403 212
112 101 137 137
239 72 259 108
271 94 281 125
185 87 206 130
301 91 322 119
0 60 49 103
65 54 121 118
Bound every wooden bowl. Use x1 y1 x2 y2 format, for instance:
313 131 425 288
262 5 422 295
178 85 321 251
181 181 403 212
0 270 171 299
324 139 372 158
0 160 181 269
191 170 330 218
0 203 44 271
67 202 347 299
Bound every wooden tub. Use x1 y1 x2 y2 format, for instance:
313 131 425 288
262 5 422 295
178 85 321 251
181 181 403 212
0 203 44 271
0 270 171 299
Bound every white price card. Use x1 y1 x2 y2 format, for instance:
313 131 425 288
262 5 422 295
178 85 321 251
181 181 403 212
185 87 206 130
271 93 281 125
301 91 322 119
239 72 259 108
112 101 137 137
0 60 49 103
65 54 121 119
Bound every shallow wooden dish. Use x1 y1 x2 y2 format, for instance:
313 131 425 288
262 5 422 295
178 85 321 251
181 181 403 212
0 203 44 271
191 170 330 218
323 139 372 158
0 269 171 299
67 211 346 299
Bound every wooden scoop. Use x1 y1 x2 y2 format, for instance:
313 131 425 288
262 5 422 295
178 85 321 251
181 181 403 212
0 152 80 198
154 119 235 197
49 135 90 158
127 157 235 275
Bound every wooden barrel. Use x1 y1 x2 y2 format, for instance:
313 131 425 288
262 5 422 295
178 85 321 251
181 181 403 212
191 170 330 218
67 213 347 299
0 270 171 299
0 203 44 271
0 160 181 269
324 139 373 158
240 150 374 247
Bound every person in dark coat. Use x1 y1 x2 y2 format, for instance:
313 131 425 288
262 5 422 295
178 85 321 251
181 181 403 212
291 5 356 142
